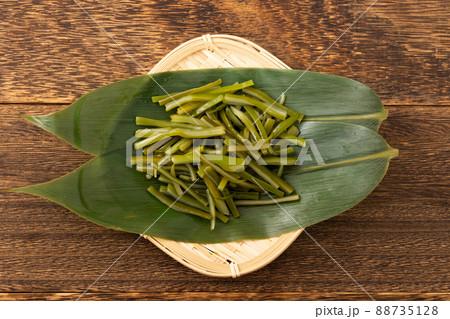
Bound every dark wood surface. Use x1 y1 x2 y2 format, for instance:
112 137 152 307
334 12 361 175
0 0 448 301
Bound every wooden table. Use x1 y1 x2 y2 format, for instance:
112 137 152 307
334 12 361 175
0 0 448 301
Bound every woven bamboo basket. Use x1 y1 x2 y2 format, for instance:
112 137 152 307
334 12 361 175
144 34 303 278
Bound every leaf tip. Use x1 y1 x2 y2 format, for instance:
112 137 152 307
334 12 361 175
21 114 43 128
4 180 51 197
3 185 33 194
381 107 388 120
388 147 399 159
392 148 399 158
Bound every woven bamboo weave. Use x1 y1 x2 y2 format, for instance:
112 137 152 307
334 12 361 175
145 34 302 278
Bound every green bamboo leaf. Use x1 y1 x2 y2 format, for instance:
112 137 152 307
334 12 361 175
23 68 385 157
13 122 397 243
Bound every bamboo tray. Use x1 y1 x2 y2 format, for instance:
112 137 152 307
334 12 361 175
144 34 302 278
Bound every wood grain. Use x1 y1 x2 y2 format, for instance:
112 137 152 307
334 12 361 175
0 104 448 300
0 0 448 104
1 292 449 301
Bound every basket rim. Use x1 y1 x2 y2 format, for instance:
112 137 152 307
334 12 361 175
145 229 302 277
146 34 302 278
150 34 290 73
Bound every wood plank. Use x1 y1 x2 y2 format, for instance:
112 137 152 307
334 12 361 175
0 292 449 301
0 104 448 298
0 0 448 104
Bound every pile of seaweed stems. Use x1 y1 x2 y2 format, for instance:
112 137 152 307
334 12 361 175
131 79 305 230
